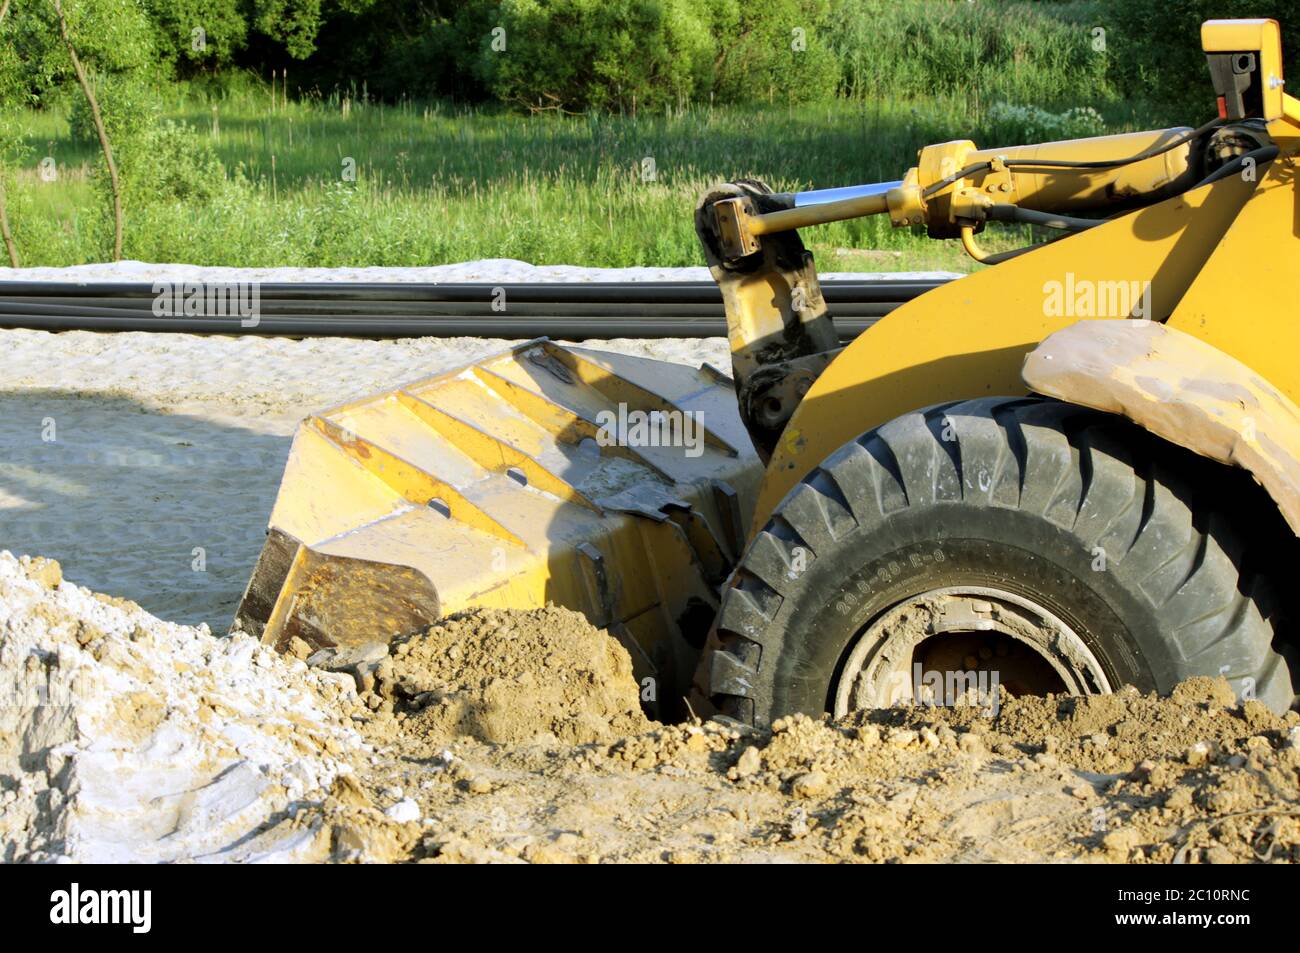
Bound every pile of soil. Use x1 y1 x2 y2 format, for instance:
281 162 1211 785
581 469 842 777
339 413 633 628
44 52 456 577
319 609 1300 864
362 606 652 746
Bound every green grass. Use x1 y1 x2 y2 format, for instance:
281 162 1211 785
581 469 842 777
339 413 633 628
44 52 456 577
3 80 1159 272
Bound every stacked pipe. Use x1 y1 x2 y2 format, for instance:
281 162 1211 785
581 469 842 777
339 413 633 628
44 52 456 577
0 278 951 340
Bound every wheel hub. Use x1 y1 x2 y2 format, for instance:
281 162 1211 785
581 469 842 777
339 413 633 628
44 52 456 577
832 586 1112 716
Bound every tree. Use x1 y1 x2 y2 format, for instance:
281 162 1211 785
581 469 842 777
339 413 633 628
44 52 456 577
51 0 124 259
0 0 22 267
480 0 717 113
145 0 249 72
254 0 325 60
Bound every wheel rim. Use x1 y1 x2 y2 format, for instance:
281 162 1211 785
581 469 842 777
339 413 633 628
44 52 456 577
832 585 1113 717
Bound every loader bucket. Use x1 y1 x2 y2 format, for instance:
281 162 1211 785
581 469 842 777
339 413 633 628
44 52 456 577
234 339 761 715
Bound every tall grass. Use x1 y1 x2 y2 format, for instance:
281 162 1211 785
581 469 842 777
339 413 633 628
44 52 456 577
5 40 1154 271
833 0 1110 107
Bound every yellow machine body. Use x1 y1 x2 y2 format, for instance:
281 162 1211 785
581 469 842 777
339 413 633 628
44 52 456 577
747 165 1288 529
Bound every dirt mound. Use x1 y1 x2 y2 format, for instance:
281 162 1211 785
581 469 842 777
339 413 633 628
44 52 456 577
369 605 652 746
333 607 1300 863
902 681 1300 862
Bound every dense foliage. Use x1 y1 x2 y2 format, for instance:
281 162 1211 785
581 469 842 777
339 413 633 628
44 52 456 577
1 1 1120 110
1098 0 1300 120
6 0 1300 115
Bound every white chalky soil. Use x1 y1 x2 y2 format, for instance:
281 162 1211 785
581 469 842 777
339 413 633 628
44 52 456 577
0 551 366 862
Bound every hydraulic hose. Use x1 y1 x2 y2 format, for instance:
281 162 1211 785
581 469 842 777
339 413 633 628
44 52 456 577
985 205 1104 231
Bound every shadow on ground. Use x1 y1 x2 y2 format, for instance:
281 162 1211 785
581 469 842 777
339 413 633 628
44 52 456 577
0 390 290 630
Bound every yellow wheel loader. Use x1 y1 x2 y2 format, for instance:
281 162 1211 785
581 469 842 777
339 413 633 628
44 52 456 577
236 19 1300 724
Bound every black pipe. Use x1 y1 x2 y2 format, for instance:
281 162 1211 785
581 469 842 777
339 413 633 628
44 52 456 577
0 298 902 318
0 310 896 341
0 278 946 301
0 278 954 340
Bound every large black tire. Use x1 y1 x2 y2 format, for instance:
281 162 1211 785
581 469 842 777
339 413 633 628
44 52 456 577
695 397 1298 724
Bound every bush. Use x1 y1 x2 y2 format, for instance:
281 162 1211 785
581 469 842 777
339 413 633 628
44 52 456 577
71 72 225 254
708 0 842 104
1098 0 1300 121
122 118 227 204
479 0 716 111
475 0 842 112
68 72 160 147
984 103 1106 144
